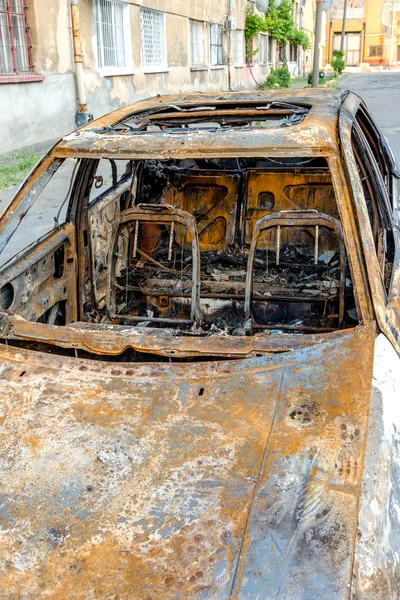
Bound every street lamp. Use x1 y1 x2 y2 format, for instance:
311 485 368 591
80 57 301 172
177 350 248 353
312 0 332 87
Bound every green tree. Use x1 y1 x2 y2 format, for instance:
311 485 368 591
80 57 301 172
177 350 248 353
245 1 310 66
331 49 346 74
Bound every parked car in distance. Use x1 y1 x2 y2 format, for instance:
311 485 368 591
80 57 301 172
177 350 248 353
0 89 399 599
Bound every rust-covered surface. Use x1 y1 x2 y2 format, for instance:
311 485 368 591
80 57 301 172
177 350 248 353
0 89 399 598
0 323 375 598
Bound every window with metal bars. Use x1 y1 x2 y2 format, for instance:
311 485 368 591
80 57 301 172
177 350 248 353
140 8 167 71
189 20 204 67
209 23 223 66
95 0 131 73
0 0 33 77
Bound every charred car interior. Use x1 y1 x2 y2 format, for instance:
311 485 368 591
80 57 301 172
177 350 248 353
0 156 358 342
0 93 397 360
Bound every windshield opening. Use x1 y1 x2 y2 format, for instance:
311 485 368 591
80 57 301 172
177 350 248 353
0 155 360 356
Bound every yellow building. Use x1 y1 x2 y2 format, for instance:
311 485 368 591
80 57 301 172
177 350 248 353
325 0 400 67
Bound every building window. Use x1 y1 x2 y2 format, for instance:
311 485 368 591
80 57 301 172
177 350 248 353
289 43 298 62
259 34 267 64
233 29 244 65
140 8 167 71
95 0 131 74
210 23 223 66
268 36 273 63
189 20 204 67
368 45 383 57
0 0 33 77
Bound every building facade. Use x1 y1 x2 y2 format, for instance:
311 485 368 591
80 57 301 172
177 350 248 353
0 0 311 153
325 0 400 68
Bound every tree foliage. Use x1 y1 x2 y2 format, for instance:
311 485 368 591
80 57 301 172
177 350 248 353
245 0 311 59
289 28 311 50
265 0 294 42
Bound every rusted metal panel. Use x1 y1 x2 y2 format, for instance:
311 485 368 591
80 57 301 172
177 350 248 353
0 323 375 598
74 89 347 135
0 224 78 324
0 314 371 358
164 173 240 251
244 170 337 244
55 125 339 161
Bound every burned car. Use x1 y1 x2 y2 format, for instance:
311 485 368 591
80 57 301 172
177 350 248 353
0 89 399 599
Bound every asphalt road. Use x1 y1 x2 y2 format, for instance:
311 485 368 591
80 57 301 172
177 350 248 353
339 71 400 159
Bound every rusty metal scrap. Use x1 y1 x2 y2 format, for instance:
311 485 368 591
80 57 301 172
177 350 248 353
0 323 375 598
0 89 399 598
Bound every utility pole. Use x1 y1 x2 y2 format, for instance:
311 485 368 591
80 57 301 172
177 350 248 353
312 0 332 87
340 0 349 52
312 1 323 86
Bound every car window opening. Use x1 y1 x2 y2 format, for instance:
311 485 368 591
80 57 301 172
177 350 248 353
95 101 311 133
0 156 361 358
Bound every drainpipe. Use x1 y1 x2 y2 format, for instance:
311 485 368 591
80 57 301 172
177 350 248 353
70 0 90 127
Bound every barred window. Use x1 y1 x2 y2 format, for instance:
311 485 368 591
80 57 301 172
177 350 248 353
289 43 298 62
95 0 131 72
259 34 267 64
233 29 244 66
189 20 204 67
0 0 33 77
140 8 167 70
210 23 223 66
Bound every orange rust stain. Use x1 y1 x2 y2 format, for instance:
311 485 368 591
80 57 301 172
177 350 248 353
24 434 42 454
72 401 126 428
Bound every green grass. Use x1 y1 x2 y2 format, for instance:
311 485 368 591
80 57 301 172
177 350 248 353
0 148 41 191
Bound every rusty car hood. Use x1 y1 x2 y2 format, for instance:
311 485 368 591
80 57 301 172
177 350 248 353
0 323 375 599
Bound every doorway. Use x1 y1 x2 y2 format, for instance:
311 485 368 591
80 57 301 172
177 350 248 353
333 32 361 66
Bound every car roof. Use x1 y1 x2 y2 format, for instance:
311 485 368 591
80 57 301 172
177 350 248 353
55 89 352 160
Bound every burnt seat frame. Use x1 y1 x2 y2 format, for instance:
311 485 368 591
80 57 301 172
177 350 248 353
244 210 346 331
108 204 201 325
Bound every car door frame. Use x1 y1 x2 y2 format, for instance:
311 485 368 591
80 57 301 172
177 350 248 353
339 93 400 355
